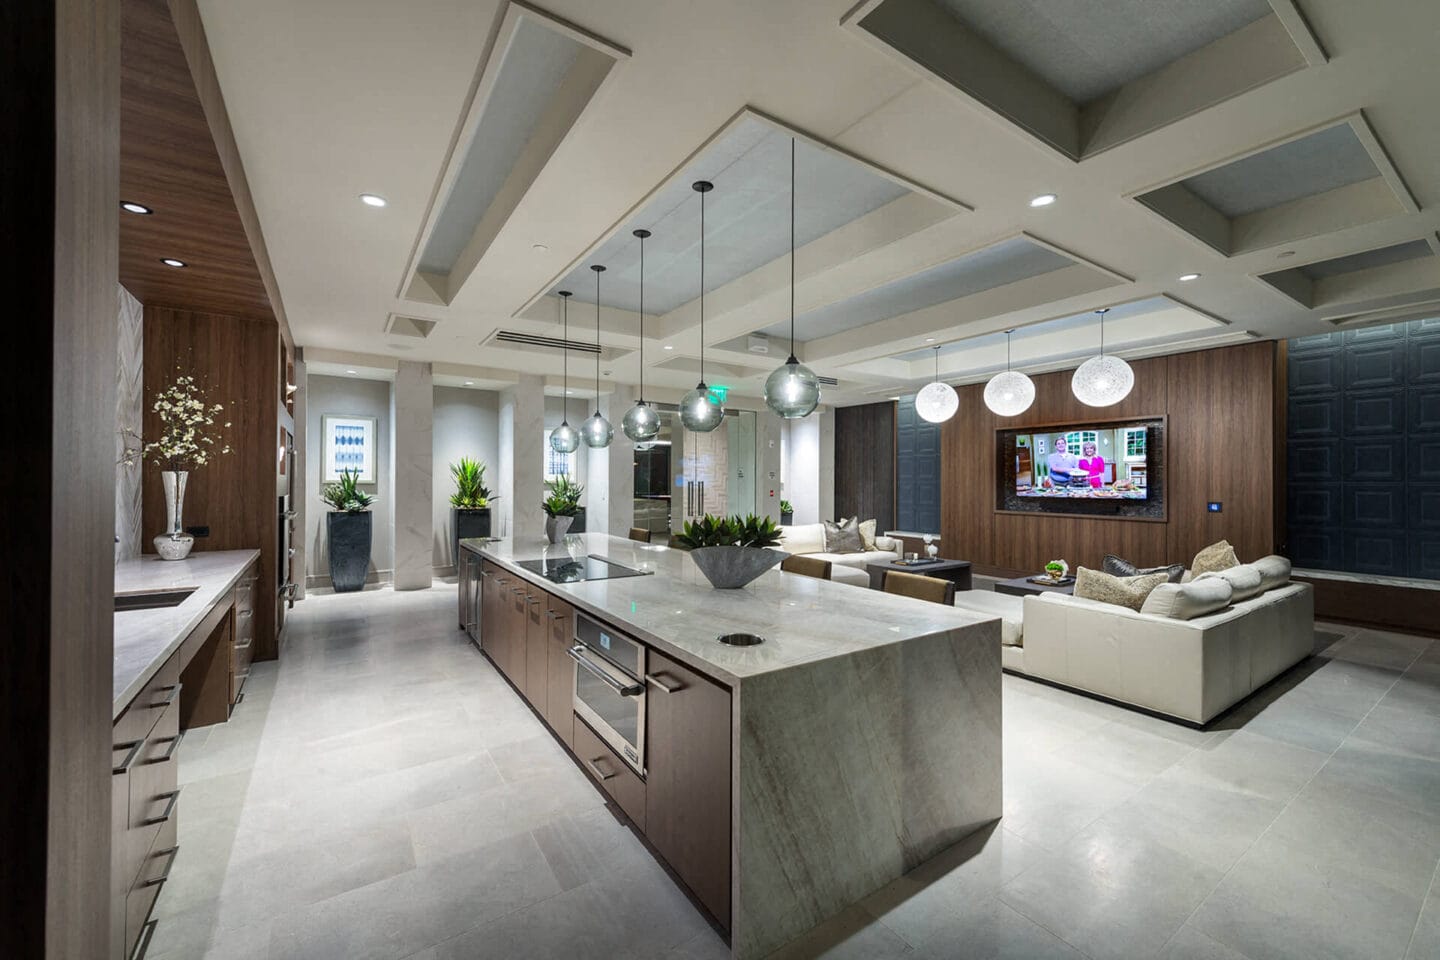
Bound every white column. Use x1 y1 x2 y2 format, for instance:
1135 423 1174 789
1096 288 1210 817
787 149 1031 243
501 374 545 542
392 360 434 590
292 353 308 600
594 385 635 536
818 407 835 523
785 407 834 524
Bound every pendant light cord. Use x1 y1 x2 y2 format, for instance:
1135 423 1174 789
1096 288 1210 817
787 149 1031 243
560 292 569 423
789 137 797 365
595 268 602 411
699 186 706 384
1097 308 1108 357
638 234 645 402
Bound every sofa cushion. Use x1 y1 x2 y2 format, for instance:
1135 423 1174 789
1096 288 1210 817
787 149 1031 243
858 519 878 551
828 564 869 587
1103 553 1185 583
823 517 864 553
779 523 825 555
874 535 899 553
1140 578 1233 620
810 549 897 568
1073 566 1169 611
1191 539 1239 576
950 591 1024 646
1195 563 1264 601
1252 554 1292 592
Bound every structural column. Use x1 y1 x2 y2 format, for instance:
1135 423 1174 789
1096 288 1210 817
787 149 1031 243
501 374 546 541
585 385 635 536
392 360 433 589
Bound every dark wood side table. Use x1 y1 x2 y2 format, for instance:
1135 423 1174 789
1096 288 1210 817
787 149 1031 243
866 558 973 592
993 576 1075 598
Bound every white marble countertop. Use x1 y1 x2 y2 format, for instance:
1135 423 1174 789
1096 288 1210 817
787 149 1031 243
113 549 260 718
465 534 996 685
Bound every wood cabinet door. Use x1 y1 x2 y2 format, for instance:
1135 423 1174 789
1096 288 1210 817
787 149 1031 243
545 595 575 748
644 650 732 925
506 582 528 682
524 586 548 712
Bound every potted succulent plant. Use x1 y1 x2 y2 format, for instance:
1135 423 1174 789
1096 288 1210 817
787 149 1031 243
323 468 376 592
779 499 794 525
676 513 786 589
449 457 496 561
1044 559 1069 582
542 475 583 544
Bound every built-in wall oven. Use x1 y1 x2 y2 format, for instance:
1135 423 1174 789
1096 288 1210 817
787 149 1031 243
571 612 646 774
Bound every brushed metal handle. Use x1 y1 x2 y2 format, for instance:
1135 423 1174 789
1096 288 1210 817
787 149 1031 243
584 755 617 781
234 638 253 651
112 739 144 775
141 845 180 888
645 672 685 695
568 646 644 696
528 597 541 605
147 732 184 765
143 788 181 826
151 683 182 710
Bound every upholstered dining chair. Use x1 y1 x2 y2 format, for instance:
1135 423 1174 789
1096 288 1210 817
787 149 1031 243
882 569 955 605
628 527 652 543
781 554 832 580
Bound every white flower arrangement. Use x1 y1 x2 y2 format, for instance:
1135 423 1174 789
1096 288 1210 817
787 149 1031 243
139 373 233 471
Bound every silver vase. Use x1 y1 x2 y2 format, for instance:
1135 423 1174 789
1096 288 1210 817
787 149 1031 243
545 514 573 544
154 469 195 560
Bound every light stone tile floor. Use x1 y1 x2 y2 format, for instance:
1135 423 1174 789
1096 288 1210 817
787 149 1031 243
149 583 1440 960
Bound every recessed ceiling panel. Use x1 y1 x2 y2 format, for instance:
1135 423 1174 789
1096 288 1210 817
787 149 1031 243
1180 124 1378 218
890 296 1179 361
1298 239 1432 281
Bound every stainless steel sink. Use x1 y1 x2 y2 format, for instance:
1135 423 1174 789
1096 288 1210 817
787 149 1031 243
114 588 197 612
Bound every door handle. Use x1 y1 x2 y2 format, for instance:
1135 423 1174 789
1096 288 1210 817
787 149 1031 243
112 739 144 775
584 755 617 781
143 788 181 826
645 672 685 694
141 845 181 888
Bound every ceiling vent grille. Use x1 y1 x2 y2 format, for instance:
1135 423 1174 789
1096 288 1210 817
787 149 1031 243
491 330 600 354
817 375 839 386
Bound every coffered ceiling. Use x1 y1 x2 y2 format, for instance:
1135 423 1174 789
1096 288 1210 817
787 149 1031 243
196 0 1440 406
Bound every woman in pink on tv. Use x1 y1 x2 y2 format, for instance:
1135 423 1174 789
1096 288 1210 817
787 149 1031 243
1078 441 1106 489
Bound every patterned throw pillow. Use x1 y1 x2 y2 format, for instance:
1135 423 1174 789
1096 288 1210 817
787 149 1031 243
822 517 863 554
1103 554 1185 583
858 519 878 552
1191 540 1240 576
1073 566 1170 611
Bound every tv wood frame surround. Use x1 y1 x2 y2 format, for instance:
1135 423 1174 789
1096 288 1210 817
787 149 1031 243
995 414 1169 522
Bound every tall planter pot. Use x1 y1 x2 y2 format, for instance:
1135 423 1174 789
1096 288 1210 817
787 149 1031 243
327 511 373 593
451 507 491 564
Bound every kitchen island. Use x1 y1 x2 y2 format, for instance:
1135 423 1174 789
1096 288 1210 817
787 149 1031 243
462 534 1002 960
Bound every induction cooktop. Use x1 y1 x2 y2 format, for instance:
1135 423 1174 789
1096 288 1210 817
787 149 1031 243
515 555 650 584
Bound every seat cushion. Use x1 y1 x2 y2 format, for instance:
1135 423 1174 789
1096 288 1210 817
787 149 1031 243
1074 566 1169 611
950 591 1024 646
779 523 825 555
828 564 869 587
810 549 897 568
1140 578 1233 620
1195 563 1264 602
1191 539 1239 576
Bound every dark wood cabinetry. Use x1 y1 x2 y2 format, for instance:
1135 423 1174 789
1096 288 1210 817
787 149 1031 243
544 595 575 749
645 650 733 924
524 586 549 711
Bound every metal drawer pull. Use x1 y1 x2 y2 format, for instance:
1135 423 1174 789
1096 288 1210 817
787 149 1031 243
645 672 685 695
546 610 560 619
238 609 252 619
584 755 617 781
142 845 181 887
234 638 254 651
567 646 644 696
528 597 541 605
144 788 181 826
113 739 145 775
147 732 184 764
150 683 182 710
130 918 157 960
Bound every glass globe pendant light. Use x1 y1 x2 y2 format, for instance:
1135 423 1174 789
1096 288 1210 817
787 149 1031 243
622 228 660 442
550 291 580 454
764 138 821 419
582 265 614 449
1071 307 1134 407
680 180 724 433
983 329 1035 416
915 344 959 423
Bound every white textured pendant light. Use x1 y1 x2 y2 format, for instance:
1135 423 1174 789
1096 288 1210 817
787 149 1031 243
582 265 614 449
983 329 1035 416
764 138 821 419
550 292 580 454
915 344 958 424
680 180 724 433
1071 307 1134 407
622 228 660 443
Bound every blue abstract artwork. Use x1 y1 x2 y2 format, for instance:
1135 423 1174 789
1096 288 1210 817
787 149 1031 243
323 414 377 483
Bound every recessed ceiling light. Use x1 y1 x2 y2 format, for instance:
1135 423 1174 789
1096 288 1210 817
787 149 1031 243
925 337 936 343
532 243 549 253
359 194 387 208
463 380 474 386
160 258 186 268
663 345 673 350
121 201 152 215
1178 273 1200 282
1029 193 1057 208
346 369 358 375
566 389 574 395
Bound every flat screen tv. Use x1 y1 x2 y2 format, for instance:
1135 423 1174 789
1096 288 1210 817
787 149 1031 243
1013 425 1149 501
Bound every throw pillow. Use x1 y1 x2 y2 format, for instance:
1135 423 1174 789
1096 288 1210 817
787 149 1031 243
1103 553 1185 583
858 518 878 552
1252 554 1292 592
1073 567 1169 611
822 517 863 554
1140 578 1233 620
1194 563 1264 602
1191 540 1239 576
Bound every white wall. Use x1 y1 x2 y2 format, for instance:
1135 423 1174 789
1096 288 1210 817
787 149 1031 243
305 374 393 585
432 386 499 570
782 408 834 524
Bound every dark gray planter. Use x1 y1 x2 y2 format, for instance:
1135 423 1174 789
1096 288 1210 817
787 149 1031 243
780 511 794 525
689 545 785 589
327 511 373 593
451 507 491 563
569 506 586 534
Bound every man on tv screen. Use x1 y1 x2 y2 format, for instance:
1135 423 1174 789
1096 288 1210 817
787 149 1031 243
1046 435 1079 482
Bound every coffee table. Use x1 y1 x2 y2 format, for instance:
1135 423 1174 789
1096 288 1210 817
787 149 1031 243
994 575 1075 598
866 558 972 592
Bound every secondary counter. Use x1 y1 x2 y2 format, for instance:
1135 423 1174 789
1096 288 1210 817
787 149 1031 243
464 534 1003 960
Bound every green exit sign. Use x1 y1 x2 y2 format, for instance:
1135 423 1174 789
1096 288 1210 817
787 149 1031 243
708 384 729 403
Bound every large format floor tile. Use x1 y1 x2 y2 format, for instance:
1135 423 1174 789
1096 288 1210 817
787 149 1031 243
158 585 1439 960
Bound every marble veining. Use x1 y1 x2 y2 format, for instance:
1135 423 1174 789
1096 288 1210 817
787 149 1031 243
115 283 143 564
113 549 259 718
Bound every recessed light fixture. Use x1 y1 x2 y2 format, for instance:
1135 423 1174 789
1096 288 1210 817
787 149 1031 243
566 389 574 395
359 193 387 208
532 243 549 253
1029 193 1057 208
463 380 474 386
121 201 152 215
160 258 186 268
663 344 673 350
1178 273 1200 282
925 337 936 343
346 369 358 375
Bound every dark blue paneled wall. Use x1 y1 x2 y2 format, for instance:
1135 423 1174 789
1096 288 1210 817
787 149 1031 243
895 396 941 535
1287 317 1440 579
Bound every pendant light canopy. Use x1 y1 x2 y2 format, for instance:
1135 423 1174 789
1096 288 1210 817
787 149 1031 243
550 291 580 454
915 344 959 423
1071 307 1134 407
983 329 1036 417
622 229 660 443
582 265 614 449
764 138 821 420
680 180 724 433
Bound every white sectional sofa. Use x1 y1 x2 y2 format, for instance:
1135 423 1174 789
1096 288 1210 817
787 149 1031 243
777 523 901 586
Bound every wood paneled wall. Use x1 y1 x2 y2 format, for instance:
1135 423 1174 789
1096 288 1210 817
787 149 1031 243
143 306 282 659
942 342 1281 575
835 402 897 529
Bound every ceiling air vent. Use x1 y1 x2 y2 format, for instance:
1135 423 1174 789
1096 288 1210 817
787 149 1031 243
747 333 770 354
817 375 839 386
491 330 600 355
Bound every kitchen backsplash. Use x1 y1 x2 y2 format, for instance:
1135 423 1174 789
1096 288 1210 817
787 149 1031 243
116 284 143 563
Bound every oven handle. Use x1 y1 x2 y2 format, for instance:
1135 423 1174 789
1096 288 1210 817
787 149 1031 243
568 645 644 697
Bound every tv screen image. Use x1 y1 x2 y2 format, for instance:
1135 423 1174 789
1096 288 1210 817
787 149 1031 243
1014 426 1148 500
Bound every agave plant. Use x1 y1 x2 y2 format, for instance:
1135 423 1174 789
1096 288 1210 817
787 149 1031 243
449 457 494 509
322 468 375 513
542 474 583 518
675 513 782 549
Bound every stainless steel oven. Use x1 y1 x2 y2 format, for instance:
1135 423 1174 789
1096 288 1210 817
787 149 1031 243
571 612 646 774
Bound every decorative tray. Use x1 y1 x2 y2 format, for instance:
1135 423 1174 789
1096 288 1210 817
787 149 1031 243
894 557 942 566
1027 574 1076 586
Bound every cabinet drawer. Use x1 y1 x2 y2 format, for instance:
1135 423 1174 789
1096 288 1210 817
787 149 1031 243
124 826 176 960
573 717 646 831
127 697 181 881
